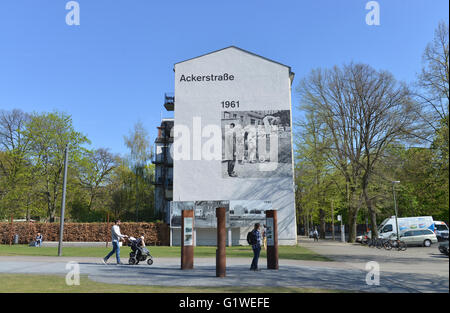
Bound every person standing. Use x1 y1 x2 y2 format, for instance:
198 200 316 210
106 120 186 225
235 118 245 164
102 220 127 264
262 116 280 136
244 124 257 163
224 123 237 177
313 227 319 242
250 223 262 271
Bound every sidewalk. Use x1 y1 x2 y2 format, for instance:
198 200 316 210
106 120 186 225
298 236 449 277
0 255 448 292
38 241 113 247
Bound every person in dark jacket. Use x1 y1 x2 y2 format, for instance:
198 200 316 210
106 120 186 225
250 223 262 271
35 233 43 247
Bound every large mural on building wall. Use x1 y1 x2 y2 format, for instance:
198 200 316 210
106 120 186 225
172 47 297 244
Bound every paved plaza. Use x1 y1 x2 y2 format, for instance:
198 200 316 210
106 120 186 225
1 242 448 293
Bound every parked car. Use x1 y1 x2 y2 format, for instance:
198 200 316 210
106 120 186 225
399 229 438 247
438 241 449 256
434 221 449 241
356 233 370 243
378 216 435 239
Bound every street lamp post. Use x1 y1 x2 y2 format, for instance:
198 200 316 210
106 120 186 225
392 181 400 241
58 145 69 257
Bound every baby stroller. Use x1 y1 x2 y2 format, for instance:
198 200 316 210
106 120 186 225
127 236 153 265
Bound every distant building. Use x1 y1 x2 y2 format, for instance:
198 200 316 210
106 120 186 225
152 94 174 223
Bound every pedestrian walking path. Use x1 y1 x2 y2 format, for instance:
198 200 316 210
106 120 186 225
0 255 448 292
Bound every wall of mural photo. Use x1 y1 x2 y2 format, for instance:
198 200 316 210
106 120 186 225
221 110 292 178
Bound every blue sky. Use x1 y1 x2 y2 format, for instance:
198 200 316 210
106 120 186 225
0 0 448 157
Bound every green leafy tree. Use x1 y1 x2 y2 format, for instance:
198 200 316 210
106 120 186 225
24 111 89 222
123 121 154 221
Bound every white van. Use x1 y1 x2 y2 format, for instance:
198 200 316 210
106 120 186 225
378 216 435 239
434 221 449 241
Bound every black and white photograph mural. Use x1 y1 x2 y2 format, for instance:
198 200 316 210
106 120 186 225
173 47 297 244
171 201 229 228
194 200 230 228
170 201 194 228
229 200 272 227
170 200 271 228
221 110 292 178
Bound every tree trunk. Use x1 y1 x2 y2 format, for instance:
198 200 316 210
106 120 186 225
363 187 378 237
319 209 326 239
331 201 335 241
369 209 378 237
305 213 309 236
347 209 358 243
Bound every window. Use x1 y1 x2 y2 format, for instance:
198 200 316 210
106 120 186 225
436 224 448 231
403 231 412 237
382 224 393 233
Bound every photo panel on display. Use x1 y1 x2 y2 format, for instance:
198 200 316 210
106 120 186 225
221 110 292 178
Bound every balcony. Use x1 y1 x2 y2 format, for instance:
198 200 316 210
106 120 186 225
153 176 164 186
152 146 173 166
155 119 174 144
165 179 173 190
164 93 174 111
164 189 173 200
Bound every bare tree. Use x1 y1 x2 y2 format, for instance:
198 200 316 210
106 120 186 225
0 109 30 180
77 148 118 210
297 63 422 241
415 21 449 178
415 21 449 132
350 65 422 237
0 109 31 217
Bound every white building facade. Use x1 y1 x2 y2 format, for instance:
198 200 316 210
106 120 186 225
171 46 297 245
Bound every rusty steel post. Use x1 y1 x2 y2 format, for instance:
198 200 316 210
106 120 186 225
181 209 194 269
216 207 226 277
266 210 279 269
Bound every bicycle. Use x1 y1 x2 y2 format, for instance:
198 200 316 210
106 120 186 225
376 238 388 249
367 237 381 248
384 237 407 251
367 237 385 249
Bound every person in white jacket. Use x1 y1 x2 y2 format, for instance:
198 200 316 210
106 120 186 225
262 116 280 135
102 220 127 264
244 124 257 163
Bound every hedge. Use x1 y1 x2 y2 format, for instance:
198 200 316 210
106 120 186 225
0 222 170 245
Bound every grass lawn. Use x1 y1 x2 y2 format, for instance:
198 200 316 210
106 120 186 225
0 274 341 293
0 244 330 261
